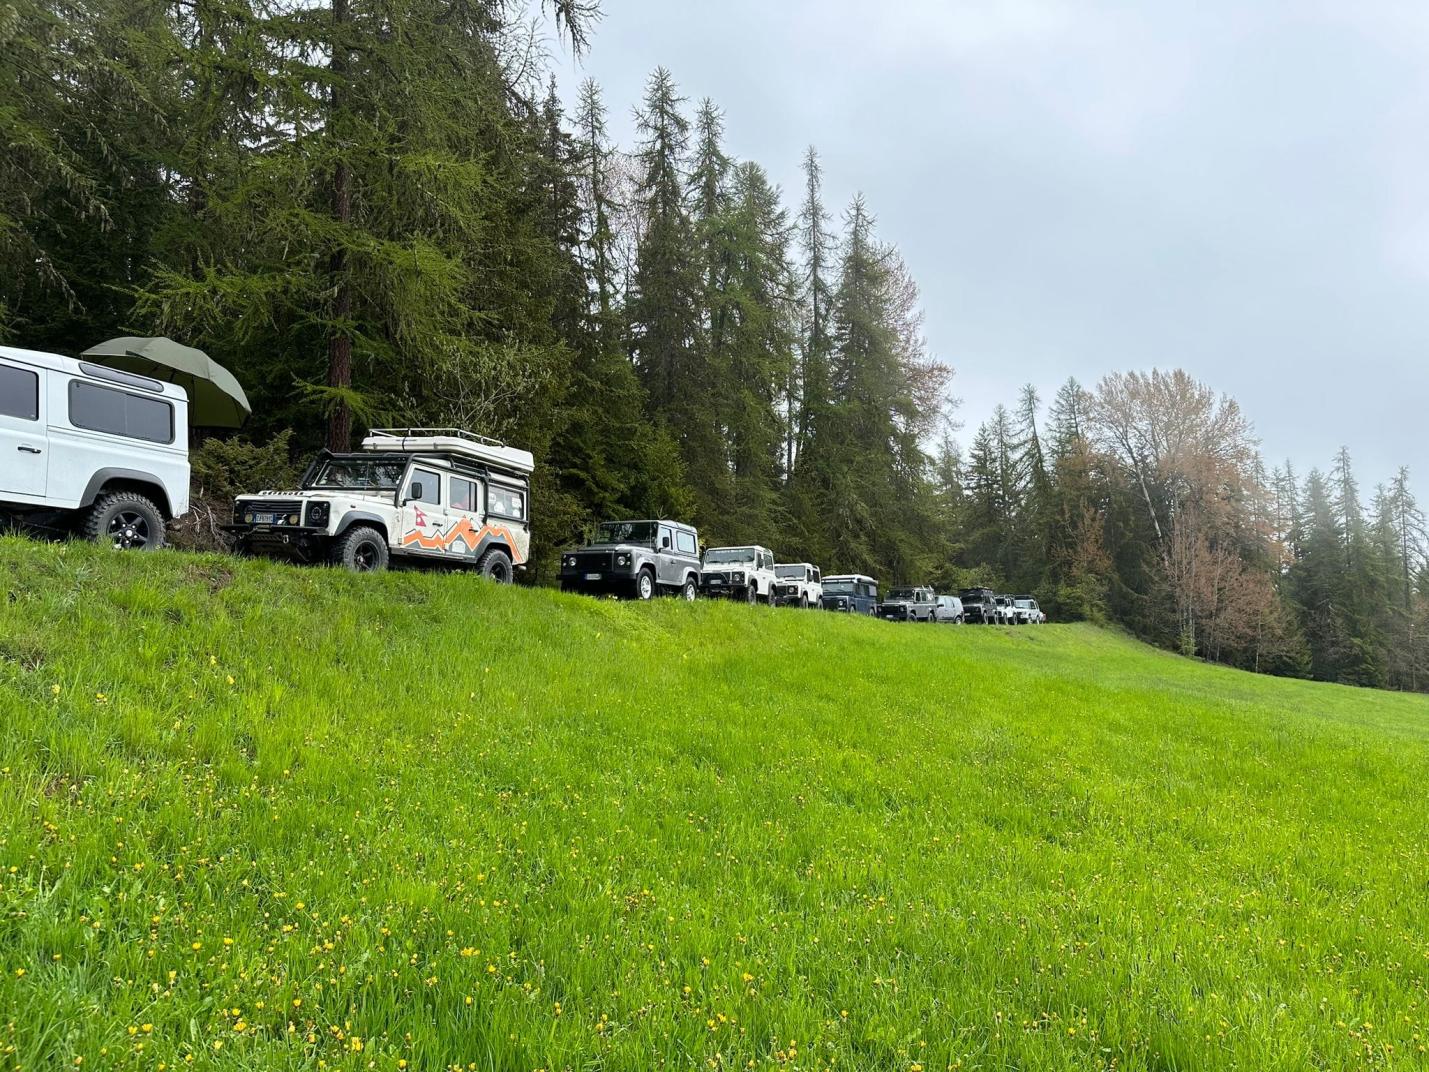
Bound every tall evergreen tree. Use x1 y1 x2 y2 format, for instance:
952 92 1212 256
627 68 710 521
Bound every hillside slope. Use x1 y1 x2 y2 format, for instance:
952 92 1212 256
2 538 1428 1071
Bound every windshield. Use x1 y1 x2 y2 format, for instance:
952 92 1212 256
1015 599 1033 608
775 565 805 579
704 548 756 565
595 521 656 545
306 457 406 491
823 580 854 595
888 588 921 601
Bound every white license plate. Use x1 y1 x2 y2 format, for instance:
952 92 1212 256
254 513 283 525
708 578 723 585
585 572 602 581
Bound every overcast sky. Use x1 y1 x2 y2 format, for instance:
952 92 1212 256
554 0 1428 491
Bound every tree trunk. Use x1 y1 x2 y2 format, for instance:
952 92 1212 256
326 0 353 453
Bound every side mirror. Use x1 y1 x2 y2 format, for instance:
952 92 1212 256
405 481 423 504
661 536 671 549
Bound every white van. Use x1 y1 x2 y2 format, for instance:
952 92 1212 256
0 345 190 549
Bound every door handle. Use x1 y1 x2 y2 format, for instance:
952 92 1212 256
17 446 41 455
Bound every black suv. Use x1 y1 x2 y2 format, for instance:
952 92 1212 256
959 587 998 625
560 519 702 600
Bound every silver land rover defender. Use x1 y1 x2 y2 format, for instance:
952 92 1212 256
878 584 938 622
559 519 702 600
226 428 532 578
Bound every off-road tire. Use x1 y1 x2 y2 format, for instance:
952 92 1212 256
330 525 389 572
680 575 698 602
477 548 514 584
82 491 165 551
634 568 656 601
744 584 757 605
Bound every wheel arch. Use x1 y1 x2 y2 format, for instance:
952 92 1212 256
334 511 390 540
81 469 173 518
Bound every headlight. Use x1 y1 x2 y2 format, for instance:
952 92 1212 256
615 553 630 567
564 555 577 569
732 571 745 582
305 501 331 526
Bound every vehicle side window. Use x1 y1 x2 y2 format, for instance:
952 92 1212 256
68 381 173 443
676 530 697 555
409 469 441 505
812 568 820 583
487 485 525 520
450 476 479 512
657 525 674 551
0 363 39 421
761 552 773 570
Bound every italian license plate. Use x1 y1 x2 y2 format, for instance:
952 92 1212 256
585 572 602 581
254 512 282 525
708 578 723 585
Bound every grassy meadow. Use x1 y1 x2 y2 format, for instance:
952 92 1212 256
2 537 1429 1070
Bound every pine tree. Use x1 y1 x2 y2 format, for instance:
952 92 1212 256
794 146 836 466
711 161 797 542
0 0 173 345
627 68 710 523
138 0 582 451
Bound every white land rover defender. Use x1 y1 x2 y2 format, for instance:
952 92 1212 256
700 545 778 603
0 345 190 549
227 428 531 578
772 562 823 608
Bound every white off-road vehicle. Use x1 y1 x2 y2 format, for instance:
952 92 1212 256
0 345 190 549
227 428 532 578
1012 596 1046 624
700 545 778 603
772 562 823 608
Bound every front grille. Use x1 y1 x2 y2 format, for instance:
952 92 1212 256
235 501 303 525
575 551 614 571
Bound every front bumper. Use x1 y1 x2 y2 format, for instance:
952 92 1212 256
560 569 638 594
223 523 328 559
699 573 752 597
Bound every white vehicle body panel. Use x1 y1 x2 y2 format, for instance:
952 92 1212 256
0 345 190 516
233 437 532 569
773 562 823 606
701 544 778 599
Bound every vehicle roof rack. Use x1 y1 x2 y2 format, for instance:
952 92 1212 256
361 427 534 475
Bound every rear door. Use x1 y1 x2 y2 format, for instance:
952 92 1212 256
447 474 485 562
0 359 46 498
674 528 699 580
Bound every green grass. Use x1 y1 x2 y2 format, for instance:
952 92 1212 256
2 538 1429 1072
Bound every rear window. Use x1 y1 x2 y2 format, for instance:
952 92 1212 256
676 530 697 555
0 363 39 421
68 381 173 443
450 476 479 512
488 485 525 520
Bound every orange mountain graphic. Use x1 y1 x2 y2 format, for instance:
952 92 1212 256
401 518 525 563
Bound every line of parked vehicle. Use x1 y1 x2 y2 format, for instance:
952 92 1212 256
0 380 1049 625
556 522 1046 624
